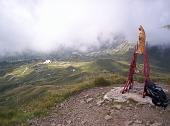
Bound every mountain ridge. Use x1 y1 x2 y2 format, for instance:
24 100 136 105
0 41 134 62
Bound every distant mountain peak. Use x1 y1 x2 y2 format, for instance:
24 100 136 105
85 41 134 57
112 41 134 54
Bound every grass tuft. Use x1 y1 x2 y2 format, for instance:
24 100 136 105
94 77 111 87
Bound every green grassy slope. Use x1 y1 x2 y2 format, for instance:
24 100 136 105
0 59 127 125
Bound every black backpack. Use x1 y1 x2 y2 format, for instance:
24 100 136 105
145 81 169 108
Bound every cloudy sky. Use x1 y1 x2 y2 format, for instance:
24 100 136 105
0 0 170 55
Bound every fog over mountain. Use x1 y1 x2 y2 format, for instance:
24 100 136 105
0 0 170 56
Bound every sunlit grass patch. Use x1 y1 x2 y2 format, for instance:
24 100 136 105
10 65 33 77
47 61 91 69
94 77 111 86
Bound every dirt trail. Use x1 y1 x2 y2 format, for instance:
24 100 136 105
29 85 170 126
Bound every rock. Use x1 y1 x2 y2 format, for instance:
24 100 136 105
148 104 152 108
150 122 162 126
146 121 154 126
110 109 115 114
60 103 64 107
131 124 145 126
126 100 130 104
86 98 93 103
51 122 56 126
134 120 142 124
132 117 136 120
87 104 93 108
97 100 104 106
66 120 72 125
124 120 133 126
104 87 153 105
159 111 163 114
81 121 86 124
134 115 137 118
84 95 89 98
125 107 131 110
57 124 62 126
28 119 33 126
80 100 85 104
113 104 122 110
77 117 81 120
163 89 168 93
146 121 150 126
104 115 112 120
129 104 133 107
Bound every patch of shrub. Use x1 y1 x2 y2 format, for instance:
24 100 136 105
94 77 111 87
108 74 126 84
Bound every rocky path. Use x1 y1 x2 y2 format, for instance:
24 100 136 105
29 85 170 126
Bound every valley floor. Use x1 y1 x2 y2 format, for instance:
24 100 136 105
29 85 170 126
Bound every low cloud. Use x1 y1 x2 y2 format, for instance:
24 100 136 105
0 0 170 55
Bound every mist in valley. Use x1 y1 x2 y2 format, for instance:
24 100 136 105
0 0 170 57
